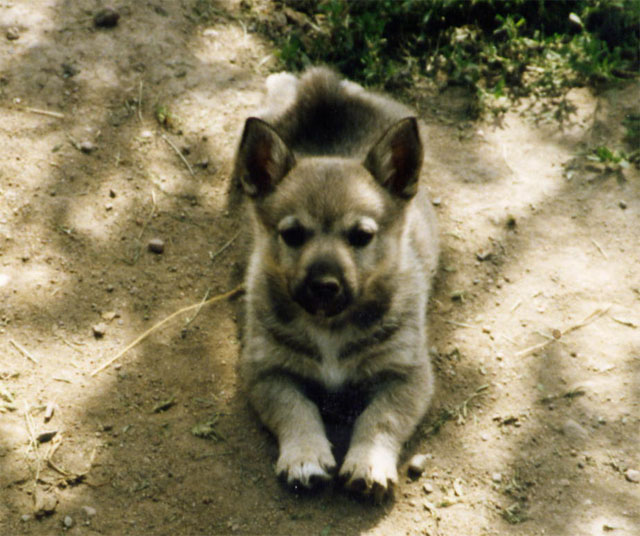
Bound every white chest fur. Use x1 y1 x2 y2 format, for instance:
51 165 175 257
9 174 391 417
308 328 352 391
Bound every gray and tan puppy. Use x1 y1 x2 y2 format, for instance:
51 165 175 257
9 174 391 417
233 67 439 500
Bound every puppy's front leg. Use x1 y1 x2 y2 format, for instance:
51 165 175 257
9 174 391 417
248 374 336 489
339 366 433 501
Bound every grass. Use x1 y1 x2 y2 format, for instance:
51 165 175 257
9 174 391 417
253 0 639 117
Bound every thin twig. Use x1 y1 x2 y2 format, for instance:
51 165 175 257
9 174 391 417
20 107 65 119
515 305 611 358
90 285 244 377
10 339 39 364
137 80 144 123
591 239 608 260
24 403 42 489
209 231 240 263
184 287 211 328
161 133 195 177
611 317 638 329
445 320 476 329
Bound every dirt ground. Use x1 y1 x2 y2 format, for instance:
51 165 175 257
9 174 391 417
1 2 638 535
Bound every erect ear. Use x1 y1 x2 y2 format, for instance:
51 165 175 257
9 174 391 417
234 117 295 198
363 117 423 199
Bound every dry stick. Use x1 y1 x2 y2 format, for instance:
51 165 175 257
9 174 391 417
184 287 212 328
591 239 608 260
20 107 65 119
515 305 611 358
24 402 42 493
90 285 244 377
137 80 144 123
209 231 240 263
10 339 39 364
161 133 195 177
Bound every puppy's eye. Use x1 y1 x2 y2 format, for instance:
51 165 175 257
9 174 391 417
280 226 307 248
347 227 375 248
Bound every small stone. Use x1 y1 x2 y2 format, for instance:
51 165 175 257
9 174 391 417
625 469 640 483
21 514 32 522
92 323 108 338
559 478 571 487
81 505 97 517
6 27 20 40
408 453 430 477
79 140 96 154
37 430 57 443
34 490 58 518
422 482 434 494
63 515 74 528
562 419 588 443
476 250 493 261
619 200 627 209
44 402 55 422
491 472 502 483
94 7 120 28
148 238 165 254
480 432 489 441
431 197 442 206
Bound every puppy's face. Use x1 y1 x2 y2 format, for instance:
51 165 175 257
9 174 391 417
255 159 405 319
235 116 423 323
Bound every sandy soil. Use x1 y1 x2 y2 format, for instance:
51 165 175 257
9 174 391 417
0 2 638 535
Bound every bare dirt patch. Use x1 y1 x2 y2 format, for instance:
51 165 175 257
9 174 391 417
1 2 638 535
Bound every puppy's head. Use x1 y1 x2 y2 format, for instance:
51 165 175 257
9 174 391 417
235 117 423 321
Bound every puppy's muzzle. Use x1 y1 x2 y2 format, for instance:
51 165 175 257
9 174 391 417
294 260 351 317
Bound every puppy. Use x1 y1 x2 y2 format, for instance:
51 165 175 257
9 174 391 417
233 67 439 500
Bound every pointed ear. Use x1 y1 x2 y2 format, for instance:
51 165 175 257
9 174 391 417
363 117 423 199
234 117 295 197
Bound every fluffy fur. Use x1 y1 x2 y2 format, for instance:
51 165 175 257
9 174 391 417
233 67 439 501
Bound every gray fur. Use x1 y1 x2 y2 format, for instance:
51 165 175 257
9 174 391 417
234 67 439 501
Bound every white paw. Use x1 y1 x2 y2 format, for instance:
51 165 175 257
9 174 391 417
339 444 398 502
276 438 336 490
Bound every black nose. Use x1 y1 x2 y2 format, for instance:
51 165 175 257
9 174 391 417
308 274 342 301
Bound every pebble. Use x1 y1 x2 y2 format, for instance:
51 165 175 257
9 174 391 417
562 419 588 443
44 401 55 422
63 515 74 528
94 7 120 28
6 27 20 40
21 514 32 522
625 469 640 483
422 482 434 494
79 140 96 154
92 323 108 338
491 472 502 483
476 250 493 261
619 200 627 209
81 505 97 517
148 237 165 254
34 490 58 518
37 430 58 443
408 453 431 477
